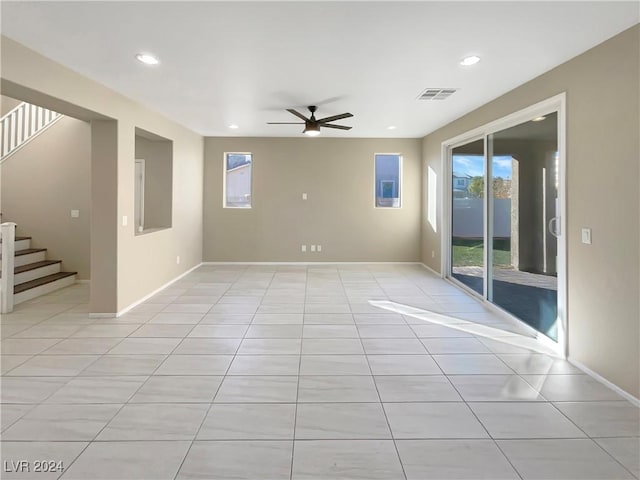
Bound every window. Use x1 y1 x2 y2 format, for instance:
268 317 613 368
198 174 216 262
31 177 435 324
224 153 252 208
375 154 401 207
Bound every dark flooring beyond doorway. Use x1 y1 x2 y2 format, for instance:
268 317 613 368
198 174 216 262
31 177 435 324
452 269 558 340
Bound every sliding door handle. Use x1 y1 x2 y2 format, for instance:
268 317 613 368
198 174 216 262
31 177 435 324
548 217 560 238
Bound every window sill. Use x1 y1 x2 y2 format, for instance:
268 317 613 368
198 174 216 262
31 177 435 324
135 226 171 236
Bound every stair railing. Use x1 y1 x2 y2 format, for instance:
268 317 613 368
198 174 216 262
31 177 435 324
1 222 17 313
1 102 63 162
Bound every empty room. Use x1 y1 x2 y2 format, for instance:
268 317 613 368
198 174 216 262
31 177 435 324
0 2 638 479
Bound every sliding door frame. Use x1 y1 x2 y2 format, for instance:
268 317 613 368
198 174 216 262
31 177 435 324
440 93 567 357
445 134 487 298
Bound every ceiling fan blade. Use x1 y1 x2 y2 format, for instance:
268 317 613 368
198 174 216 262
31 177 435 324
321 124 352 130
286 109 309 121
267 122 305 124
317 112 353 123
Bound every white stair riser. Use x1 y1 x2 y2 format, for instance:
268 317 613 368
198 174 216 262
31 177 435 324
15 263 61 285
15 239 30 250
0 239 29 251
14 275 76 305
14 251 46 267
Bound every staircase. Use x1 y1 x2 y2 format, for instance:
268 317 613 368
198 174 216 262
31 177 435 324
1 102 72 312
1 228 77 310
1 102 63 162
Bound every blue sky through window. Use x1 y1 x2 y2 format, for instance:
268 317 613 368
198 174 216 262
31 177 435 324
453 155 513 179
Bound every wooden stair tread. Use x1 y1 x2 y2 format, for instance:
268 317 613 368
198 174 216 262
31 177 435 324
0 236 31 243
15 248 46 256
14 272 76 294
15 260 62 274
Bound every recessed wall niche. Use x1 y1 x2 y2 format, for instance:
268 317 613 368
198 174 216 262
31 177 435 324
134 128 173 234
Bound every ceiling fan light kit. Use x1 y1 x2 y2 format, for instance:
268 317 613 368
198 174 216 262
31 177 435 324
303 123 321 136
267 105 353 136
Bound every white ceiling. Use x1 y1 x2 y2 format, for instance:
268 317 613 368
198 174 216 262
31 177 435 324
2 1 638 138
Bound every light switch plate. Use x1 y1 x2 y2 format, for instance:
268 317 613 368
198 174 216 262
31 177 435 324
301 245 307 252
302 193 308 200
122 215 128 227
70 209 80 218
581 228 592 245
310 245 316 252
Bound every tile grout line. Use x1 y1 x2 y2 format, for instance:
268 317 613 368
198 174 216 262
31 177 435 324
351 265 408 480
50 372 154 477
439 360 525 480
545 399 640 479
171 264 253 480
290 265 308 480
1 303 86 415
48 271 229 477
397 273 528 479
1 297 92 435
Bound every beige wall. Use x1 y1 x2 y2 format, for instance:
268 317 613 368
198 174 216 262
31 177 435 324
204 137 422 262
1 115 91 279
135 134 173 230
421 25 639 398
90 120 118 311
1 36 204 313
1 94 21 115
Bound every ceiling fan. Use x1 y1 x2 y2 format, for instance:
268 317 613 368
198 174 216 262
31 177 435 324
267 106 353 136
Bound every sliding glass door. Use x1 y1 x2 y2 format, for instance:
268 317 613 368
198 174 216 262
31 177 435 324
448 107 563 342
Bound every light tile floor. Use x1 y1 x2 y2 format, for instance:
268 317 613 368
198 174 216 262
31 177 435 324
1 264 638 480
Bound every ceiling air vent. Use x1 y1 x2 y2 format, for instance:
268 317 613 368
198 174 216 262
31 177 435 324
418 88 458 100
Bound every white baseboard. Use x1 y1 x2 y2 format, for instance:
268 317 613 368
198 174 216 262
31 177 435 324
115 263 203 317
568 358 640 407
88 312 117 318
202 261 423 266
420 263 442 277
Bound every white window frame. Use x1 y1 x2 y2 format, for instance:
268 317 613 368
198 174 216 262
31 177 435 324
374 153 403 208
223 152 253 209
134 158 145 233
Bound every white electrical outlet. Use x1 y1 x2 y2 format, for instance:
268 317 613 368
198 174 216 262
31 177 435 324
71 209 80 218
431 250 435 258
302 193 308 200
311 245 316 252
301 245 307 252
176 256 180 264
317 245 322 252
122 215 128 226
581 228 592 245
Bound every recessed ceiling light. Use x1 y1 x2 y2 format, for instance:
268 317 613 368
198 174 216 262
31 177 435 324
228 124 239 129
532 116 546 122
135 53 159 65
387 126 397 130
460 55 480 66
